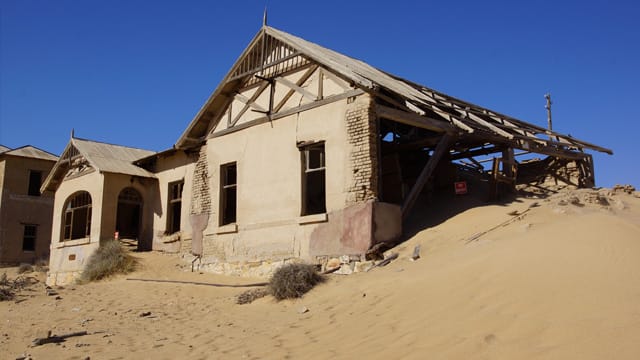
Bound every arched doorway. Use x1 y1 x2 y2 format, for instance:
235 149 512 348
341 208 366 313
116 187 142 241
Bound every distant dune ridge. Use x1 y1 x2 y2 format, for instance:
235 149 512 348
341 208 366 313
2 186 640 359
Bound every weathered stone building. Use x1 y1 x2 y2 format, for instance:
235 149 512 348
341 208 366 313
44 25 611 285
0 145 58 264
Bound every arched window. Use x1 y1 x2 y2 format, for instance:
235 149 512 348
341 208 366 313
62 191 92 241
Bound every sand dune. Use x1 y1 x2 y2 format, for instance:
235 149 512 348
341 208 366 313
2 189 640 359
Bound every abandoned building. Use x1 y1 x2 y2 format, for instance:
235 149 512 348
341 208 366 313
0 145 58 264
43 25 612 285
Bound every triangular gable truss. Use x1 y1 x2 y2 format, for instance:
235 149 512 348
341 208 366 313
41 141 93 193
177 26 612 160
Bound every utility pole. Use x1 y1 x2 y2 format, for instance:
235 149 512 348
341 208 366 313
544 93 553 133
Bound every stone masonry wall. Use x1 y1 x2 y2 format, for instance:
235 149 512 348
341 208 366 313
346 95 378 204
190 146 211 216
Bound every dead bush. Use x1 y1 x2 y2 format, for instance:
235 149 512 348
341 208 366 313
18 263 34 274
236 288 269 304
268 263 324 300
79 240 137 283
35 257 49 273
0 273 31 301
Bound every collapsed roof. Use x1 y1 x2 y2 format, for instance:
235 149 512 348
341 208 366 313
177 25 612 160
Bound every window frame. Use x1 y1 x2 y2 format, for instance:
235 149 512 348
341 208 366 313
22 224 37 252
219 162 237 226
300 142 326 216
166 180 184 234
61 191 92 241
28 170 42 197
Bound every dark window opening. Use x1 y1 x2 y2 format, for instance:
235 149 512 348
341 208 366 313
62 191 92 241
220 163 237 225
28 170 42 196
22 224 37 251
167 181 183 234
301 143 326 215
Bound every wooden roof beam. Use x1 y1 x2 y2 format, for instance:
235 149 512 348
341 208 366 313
376 105 456 134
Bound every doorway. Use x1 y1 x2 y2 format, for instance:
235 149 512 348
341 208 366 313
116 187 142 242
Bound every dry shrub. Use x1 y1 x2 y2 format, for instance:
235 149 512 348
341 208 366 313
17 263 34 274
268 263 324 301
0 273 30 301
80 240 137 283
35 257 49 273
236 288 269 304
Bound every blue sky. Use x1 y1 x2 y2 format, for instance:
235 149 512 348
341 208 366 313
1 0 638 187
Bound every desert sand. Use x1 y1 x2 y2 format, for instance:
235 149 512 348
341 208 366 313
2 187 640 360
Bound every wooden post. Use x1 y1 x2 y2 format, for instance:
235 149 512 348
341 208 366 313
401 134 453 220
502 148 515 177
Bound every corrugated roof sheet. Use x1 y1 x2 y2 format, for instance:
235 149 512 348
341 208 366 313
1 145 58 161
0 145 10 153
71 138 156 178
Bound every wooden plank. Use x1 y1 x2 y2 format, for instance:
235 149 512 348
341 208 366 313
450 145 505 160
319 66 352 89
461 110 515 139
317 68 324 100
229 81 272 127
234 92 268 112
376 105 455 134
402 134 453 219
273 65 318 113
209 89 365 139
275 76 317 101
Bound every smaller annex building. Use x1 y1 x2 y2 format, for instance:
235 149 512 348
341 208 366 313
0 145 58 264
44 25 612 285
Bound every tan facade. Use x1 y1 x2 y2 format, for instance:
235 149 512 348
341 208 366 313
0 150 57 264
44 25 608 285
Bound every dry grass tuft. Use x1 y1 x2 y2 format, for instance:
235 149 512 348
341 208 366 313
268 263 324 301
79 240 137 283
17 263 34 274
0 272 31 301
236 288 270 304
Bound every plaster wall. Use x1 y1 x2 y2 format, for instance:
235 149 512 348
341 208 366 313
0 156 55 264
201 92 387 263
150 151 195 251
47 171 104 285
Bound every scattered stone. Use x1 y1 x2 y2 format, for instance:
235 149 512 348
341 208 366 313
365 242 393 261
339 255 351 264
375 253 399 267
334 264 353 275
297 306 309 314
55 296 62 300
325 258 341 272
612 184 636 194
411 245 421 261
353 261 374 273
139 311 152 317
45 288 58 296
80 318 93 326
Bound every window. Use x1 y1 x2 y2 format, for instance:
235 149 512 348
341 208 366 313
300 143 326 215
62 191 92 241
220 163 237 225
167 181 183 234
22 225 37 251
28 170 42 196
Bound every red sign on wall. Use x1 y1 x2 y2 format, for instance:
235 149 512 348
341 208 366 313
454 181 468 195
